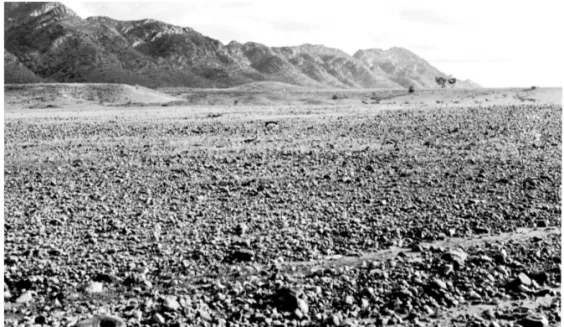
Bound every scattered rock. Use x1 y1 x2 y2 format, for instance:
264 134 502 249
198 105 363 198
93 273 121 285
519 314 549 327
442 249 468 267
75 315 126 327
152 313 166 324
162 296 181 311
231 249 255 262
84 281 104 293
15 290 33 303
274 287 305 312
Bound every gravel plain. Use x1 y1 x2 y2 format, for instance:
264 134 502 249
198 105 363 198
4 102 561 327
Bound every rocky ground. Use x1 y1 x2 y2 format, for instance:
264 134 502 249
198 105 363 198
4 102 561 326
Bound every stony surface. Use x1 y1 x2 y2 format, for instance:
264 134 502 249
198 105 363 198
4 103 561 326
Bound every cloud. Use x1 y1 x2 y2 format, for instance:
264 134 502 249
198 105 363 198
399 9 452 25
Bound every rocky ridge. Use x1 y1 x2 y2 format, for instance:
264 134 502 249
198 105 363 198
4 2 480 89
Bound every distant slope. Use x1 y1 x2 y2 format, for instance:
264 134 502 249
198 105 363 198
4 83 180 108
4 50 45 83
4 2 480 89
354 47 477 89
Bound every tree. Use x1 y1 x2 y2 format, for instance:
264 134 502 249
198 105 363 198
435 76 447 88
436 76 457 88
408 85 415 93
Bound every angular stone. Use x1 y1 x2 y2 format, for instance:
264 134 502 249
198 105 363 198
162 296 180 311
15 290 33 303
442 250 468 267
84 281 104 294
518 273 532 286
93 273 121 285
152 313 166 324
431 278 447 290
297 298 309 314
231 249 255 262
274 287 304 312
75 315 126 327
519 314 549 327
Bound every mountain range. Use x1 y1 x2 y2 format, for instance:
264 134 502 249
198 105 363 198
4 2 480 89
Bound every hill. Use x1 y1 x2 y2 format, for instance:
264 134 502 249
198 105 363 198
4 2 480 89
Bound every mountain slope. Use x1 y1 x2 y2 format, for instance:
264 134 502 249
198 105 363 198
353 47 476 89
4 2 480 89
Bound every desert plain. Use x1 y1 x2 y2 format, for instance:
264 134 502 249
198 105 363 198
3 83 562 327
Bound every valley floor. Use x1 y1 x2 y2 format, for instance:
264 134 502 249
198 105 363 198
4 100 562 327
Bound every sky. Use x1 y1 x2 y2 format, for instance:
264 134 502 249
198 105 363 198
63 0 563 87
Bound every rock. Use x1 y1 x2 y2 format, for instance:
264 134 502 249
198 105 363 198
93 273 121 285
442 250 468 267
431 278 447 290
468 290 482 300
330 313 342 326
518 273 532 286
15 290 33 303
442 264 454 276
235 223 248 235
529 271 549 285
35 316 47 324
274 287 304 312
231 249 255 262
75 315 126 327
162 296 181 311
519 314 549 327
152 313 166 324
536 220 549 228
84 281 104 293
199 309 212 321
423 305 434 315
297 299 309 314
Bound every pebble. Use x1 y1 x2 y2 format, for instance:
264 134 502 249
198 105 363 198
232 249 255 262
297 298 309 314
84 281 104 293
431 278 447 290
275 288 304 312
519 314 549 327
152 313 166 324
330 313 341 326
75 315 126 327
518 273 532 286
442 250 468 267
15 290 33 303
536 220 549 228
93 273 121 285
162 296 180 311
442 264 454 276
530 271 549 285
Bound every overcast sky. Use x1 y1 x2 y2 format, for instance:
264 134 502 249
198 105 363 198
64 0 562 87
